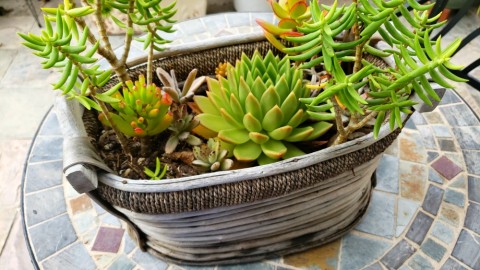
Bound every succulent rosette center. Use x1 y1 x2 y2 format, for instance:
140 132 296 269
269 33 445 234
194 51 333 164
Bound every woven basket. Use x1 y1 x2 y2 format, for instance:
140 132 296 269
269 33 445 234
56 33 424 265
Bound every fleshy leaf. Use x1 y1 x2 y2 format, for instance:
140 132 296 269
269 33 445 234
218 128 250 145
261 140 287 159
233 141 263 161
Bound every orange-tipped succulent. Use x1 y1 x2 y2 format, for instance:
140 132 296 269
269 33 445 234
99 75 173 137
256 0 310 51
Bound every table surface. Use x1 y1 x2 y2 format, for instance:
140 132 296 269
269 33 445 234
21 13 480 270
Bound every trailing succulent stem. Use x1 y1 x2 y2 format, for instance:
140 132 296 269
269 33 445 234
258 0 467 145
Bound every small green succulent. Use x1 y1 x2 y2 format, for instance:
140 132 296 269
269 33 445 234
194 51 333 164
193 138 233 172
144 157 168 180
99 74 173 137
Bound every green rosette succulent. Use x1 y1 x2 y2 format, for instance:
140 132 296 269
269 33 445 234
194 51 333 164
99 75 173 137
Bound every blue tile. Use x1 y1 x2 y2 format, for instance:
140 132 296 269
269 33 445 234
29 214 77 261
355 191 395 238
364 262 384 270
410 112 428 125
416 125 437 149
396 198 419 237
404 118 417 130
439 90 461 105
42 242 95 270
25 160 63 193
123 233 136 255
339 233 390 270
463 150 480 175
439 139 456 152
440 258 468 270
218 262 275 270
375 154 399 194
440 104 480 126
38 111 61 136
406 211 433 245
465 203 480 235
25 186 67 226
429 168 444 184
29 136 63 163
453 127 480 150
381 240 416 269
432 125 452 137
444 189 465 207
468 175 480 203
421 238 447 262
131 249 168 270
427 151 439 163
452 230 480 269
431 221 454 244
450 174 466 189
107 255 136 270
422 184 444 216
408 254 434 270
101 214 122 227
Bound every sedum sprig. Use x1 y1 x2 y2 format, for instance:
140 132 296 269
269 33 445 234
144 157 168 180
258 0 467 145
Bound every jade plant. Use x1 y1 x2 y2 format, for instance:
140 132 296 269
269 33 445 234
194 51 334 164
257 0 467 145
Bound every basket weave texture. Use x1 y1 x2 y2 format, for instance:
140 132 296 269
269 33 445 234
86 41 402 214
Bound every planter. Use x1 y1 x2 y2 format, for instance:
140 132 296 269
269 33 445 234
56 32 442 265
233 0 271 12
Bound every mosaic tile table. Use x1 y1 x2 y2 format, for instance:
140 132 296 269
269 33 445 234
21 13 480 270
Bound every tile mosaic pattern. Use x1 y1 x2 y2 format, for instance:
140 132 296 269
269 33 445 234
21 14 480 270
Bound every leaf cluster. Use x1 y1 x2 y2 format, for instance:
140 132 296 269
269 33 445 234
258 0 467 139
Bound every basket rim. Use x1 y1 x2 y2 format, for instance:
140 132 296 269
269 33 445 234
98 112 407 193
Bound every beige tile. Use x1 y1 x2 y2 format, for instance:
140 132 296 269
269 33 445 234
0 212 33 270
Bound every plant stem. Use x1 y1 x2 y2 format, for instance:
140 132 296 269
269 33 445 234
332 110 378 145
352 0 364 74
119 0 135 69
146 26 155 85
330 96 347 138
74 17 130 83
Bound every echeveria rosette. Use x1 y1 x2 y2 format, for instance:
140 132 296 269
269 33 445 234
194 51 333 164
99 75 173 137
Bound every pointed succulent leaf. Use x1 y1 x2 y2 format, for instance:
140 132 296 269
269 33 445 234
268 125 293 141
249 132 270 144
261 140 287 159
285 126 314 142
243 113 262 132
262 105 284 132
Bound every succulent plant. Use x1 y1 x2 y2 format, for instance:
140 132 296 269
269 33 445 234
193 138 233 172
144 157 168 180
259 0 468 145
156 67 204 153
256 0 310 50
194 51 333 164
98 75 173 137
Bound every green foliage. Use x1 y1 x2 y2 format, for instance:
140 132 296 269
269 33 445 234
131 0 177 51
144 157 168 180
258 0 467 140
98 75 173 137
194 51 333 163
193 138 233 172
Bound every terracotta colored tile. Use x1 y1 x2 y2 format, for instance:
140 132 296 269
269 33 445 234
284 239 340 270
439 204 461 227
399 134 427 163
92 227 125 253
400 161 427 202
431 156 463 180
70 194 93 215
